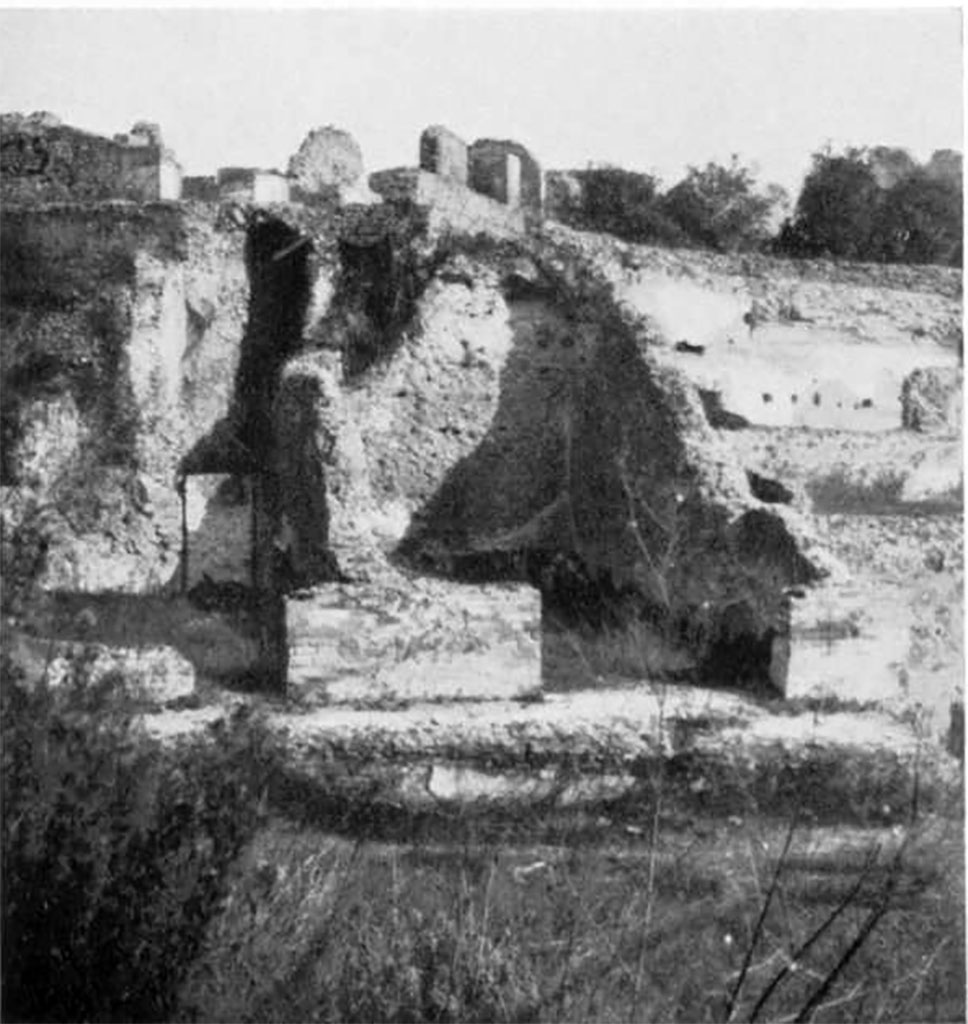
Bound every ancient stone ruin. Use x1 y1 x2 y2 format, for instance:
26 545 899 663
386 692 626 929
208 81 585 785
1 112 962 795
289 125 364 191
469 138 543 218
1 112 182 202
419 124 469 185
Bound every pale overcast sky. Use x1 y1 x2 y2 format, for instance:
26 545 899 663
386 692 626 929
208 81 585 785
0 7 962 198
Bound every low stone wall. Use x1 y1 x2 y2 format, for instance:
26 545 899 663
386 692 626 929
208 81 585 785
369 168 525 237
216 168 291 204
285 579 541 705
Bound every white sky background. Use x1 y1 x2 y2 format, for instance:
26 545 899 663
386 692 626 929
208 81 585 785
0 7 962 200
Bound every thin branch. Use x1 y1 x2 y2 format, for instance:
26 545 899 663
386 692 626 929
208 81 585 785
747 844 881 1022
791 894 893 1024
724 816 798 1022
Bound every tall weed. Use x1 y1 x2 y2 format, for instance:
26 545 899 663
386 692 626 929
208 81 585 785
1 654 275 1022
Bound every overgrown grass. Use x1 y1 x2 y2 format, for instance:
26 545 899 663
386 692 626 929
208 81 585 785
175 813 964 1024
2 651 963 1023
542 616 696 691
0 655 277 1022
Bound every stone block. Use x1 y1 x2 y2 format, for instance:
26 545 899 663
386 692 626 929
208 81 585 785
419 125 468 184
285 580 541 704
368 168 526 237
772 585 911 703
217 168 290 204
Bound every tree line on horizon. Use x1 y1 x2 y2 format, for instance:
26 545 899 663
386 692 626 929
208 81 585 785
555 145 963 268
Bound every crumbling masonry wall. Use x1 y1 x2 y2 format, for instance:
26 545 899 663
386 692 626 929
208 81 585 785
1 113 181 203
271 233 828 689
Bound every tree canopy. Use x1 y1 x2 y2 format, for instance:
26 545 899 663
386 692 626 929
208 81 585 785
775 145 962 266
552 144 962 267
659 157 788 254
561 157 787 253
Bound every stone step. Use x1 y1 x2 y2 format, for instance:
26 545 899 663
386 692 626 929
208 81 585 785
285 579 541 705
141 684 962 825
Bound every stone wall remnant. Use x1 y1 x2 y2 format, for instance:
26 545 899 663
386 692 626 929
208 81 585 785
182 175 220 202
1 114 181 202
901 366 962 434
419 125 468 184
288 126 364 193
368 168 525 238
217 167 291 204
469 138 542 217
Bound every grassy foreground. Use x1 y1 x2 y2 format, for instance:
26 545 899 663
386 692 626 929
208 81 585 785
1 656 964 1024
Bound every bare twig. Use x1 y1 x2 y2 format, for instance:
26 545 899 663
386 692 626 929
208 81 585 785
630 683 668 1021
747 843 881 1022
724 816 798 1022
791 895 893 1024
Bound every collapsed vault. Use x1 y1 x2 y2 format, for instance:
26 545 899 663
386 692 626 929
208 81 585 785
271 232 830 689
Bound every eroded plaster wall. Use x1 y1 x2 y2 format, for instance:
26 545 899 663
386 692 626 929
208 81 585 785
0 204 340 594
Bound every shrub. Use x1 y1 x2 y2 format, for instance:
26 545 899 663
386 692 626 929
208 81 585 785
1 654 275 1022
659 157 788 253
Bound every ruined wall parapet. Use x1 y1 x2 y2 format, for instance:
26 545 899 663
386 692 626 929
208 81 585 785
469 138 543 218
1 113 181 203
419 125 468 185
369 167 525 238
1 113 543 237
216 167 291 204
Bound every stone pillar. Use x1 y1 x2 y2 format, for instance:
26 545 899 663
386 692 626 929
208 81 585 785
419 125 469 185
506 154 522 208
